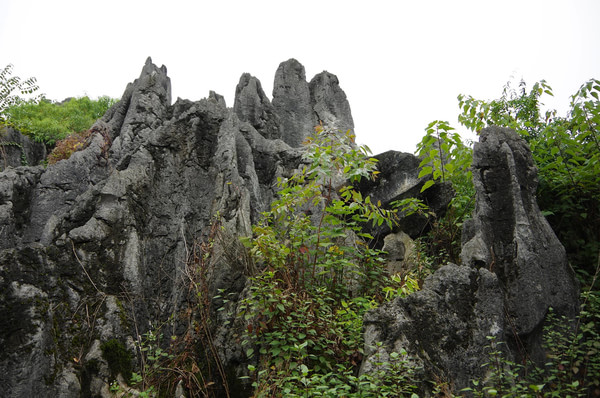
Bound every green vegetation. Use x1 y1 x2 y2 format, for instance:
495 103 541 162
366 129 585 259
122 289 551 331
3 96 116 145
4 63 598 396
410 78 599 283
1 63 116 165
412 79 600 397
463 288 600 397
239 125 421 396
457 78 600 280
113 80 598 397
0 63 40 121
413 120 474 265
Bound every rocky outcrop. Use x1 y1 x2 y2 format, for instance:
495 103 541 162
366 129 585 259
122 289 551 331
461 126 579 357
0 57 429 397
362 264 504 391
361 126 580 394
357 150 454 245
3 56 577 398
272 59 314 147
272 59 354 147
234 73 280 140
309 71 354 134
0 57 282 397
0 126 47 169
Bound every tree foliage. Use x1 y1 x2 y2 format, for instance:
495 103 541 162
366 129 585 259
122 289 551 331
424 78 600 397
0 63 40 121
3 96 116 145
414 120 474 265
239 126 421 396
458 78 600 281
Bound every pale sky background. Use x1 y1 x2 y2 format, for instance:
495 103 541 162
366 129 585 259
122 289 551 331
0 0 598 155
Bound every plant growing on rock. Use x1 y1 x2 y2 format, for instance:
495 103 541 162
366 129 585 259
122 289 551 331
464 287 600 397
239 125 422 396
46 129 93 164
414 120 474 265
458 78 600 283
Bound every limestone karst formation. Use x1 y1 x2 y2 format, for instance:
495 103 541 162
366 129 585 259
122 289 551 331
361 126 580 393
0 58 579 397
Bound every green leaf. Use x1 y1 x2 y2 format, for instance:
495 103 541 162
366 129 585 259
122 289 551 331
420 179 435 193
418 166 433 178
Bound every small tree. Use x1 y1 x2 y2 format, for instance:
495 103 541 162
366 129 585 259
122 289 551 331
0 64 40 122
239 125 421 396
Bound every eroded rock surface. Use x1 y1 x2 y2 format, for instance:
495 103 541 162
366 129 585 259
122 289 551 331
272 58 355 147
357 150 454 245
461 126 579 357
0 57 432 397
0 57 287 397
361 126 580 394
362 264 504 391
0 126 47 169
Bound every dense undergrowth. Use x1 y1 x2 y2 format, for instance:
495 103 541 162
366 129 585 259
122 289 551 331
2 95 116 145
237 126 423 397
1 63 116 164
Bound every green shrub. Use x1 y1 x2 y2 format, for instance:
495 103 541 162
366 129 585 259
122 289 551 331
47 130 93 164
0 63 40 122
4 96 116 145
463 288 600 397
239 125 422 396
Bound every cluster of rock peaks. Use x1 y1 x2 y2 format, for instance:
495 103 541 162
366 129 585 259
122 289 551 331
234 57 354 146
0 58 579 397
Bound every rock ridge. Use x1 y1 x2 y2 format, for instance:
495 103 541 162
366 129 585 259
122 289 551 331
0 57 424 397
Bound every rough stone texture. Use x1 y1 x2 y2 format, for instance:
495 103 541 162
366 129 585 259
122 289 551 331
0 126 47 169
361 127 580 395
0 166 44 249
0 57 269 397
272 59 314 147
382 231 415 275
357 150 454 245
309 71 354 134
461 126 579 356
362 264 504 392
0 57 418 397
271 59 354 147
234 73 280 139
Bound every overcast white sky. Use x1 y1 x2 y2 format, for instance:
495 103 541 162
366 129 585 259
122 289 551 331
1 0 598 154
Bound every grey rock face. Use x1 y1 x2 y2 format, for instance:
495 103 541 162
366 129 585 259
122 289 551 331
461 126 579 350
309 71 354 134
382 231 415 275
239 59 355 148
272 59 314 147
361 127 580 394
0 166 44 249
0 57 361 397
0 126 47 169
357 150 454 244
362 264 504 392
234 73 280 139
0 57 258 397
